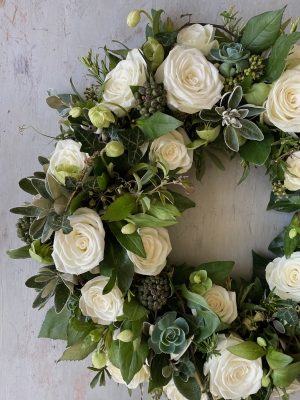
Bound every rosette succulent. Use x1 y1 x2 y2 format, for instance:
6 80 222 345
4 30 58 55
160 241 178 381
209 42 250 78
189 270 212 295
148 312 189 354
200 85 265 151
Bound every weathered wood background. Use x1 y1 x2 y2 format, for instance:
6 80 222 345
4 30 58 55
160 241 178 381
1 0 300 399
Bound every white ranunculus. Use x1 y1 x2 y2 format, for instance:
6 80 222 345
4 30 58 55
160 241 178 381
163 379 188 400
287 44 300 70
266 252 300 301
48 139 88 184
177 24 219 56
149 128 193 173
106 359 150 389
271 379 300 398
79 276 123 325
127 227 172 275
102 48 147 116
265 65 300 133
202 285 238 324
52 207 105 275
204 334 263 399
155 45 223 114
284 151 300 190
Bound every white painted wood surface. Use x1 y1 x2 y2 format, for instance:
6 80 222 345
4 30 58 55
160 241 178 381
1 0 300 399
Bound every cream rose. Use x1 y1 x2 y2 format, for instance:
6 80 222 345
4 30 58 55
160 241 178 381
79 276 123 325
106 359 150 389
204 334 263 399
266 252 300 301
48 139 88 184
52 207 105 275
202 285 237 324
149 128 193 173
102 48 147 116
284 151 300 190
127 227 172 275
177 24 219 56
155 45 223 114
265 65 300 133
163 379 188 400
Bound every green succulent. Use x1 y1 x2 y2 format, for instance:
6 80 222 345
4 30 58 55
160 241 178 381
148 312 189 354
209 42 250 78
200 86 265 152
189 270 212 295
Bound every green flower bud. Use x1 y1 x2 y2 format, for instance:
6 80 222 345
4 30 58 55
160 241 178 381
189 270 212 295
105 141 125 157
29 240 53 265
92 350 106 369
289 228 297 239
117 329 134 342
54 163 82 184
164 17 175 32
121 223 136 234
196 125 221 142
261 376 271 387
257 337 267 347
88 104 115 128
127 10 141 27
69 107 82 118
243 83 271 106
142 37 164 71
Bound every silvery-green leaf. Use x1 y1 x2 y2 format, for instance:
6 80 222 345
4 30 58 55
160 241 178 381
32 196 52 210
31 178 54 202
29 217 46 238
242 105 266 117
220 92 231 107
54 196 68 215
224 125 239 152
228 86 243 109
237 109 249 119
239 120 264 141
215 106 225 116
46 96 64 109
10 205 44 217
46 173 62 200
199 108 221 122
231 119 242 129
186 139 207 150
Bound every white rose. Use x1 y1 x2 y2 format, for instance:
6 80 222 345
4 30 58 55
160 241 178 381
106 359 150 389
127 227 172 275
265 65 300 133
287 44 300 70
52 207 105 275
163 379 188 400
202 285 237 324
204 334 263 400
48 139 88 184
284 151 300 190
271 379 300 398
102 48 147 116
177 24 219 56
79 276 123 325
149 128 193 173
266 252 300 301
155 45 223 114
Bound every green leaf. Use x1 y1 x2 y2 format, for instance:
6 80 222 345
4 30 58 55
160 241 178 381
102 194 136 222
239 132 273 165
228 86 243 109
19 178 39 195
183 315 204 336
206 151 225 171
10 205 43 217
155 31 178 46
90 372 101 389
169 190 196 213
148 354 171 392
239 120 264 141
268 230 285 257
271 361 300 387
103 269 117 295
224 125 239 152
6 244 31 259
266 347 293 370
46 95 64 109
119 338 148 384
123 297 149 321
38 306 70 340
31 178 54 202
135 112 183 140
128 213 178 228
67 323 84 347
180 284 214 314
48 211 73 234
241 8 286 54
118 127 145 166
148 201 182 220
267 191 300 212
153 9 164 36
69 191 85 214
109 221 146 257
54 282 71 313
97 173 109 191
283 227 298 258
173 375 201 400
58 332 97 361
172 263 195 285
196 261 235 284
277 308 299 326
195 311 220 340
74 126 104 154
252 251 270 284
263 32 300 82
238 162 250 185
227 341 267 360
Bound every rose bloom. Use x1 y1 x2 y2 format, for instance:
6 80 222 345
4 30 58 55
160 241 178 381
265 65 300 133
149 128 193 173
52 207 105 275
202 285 238 324
284 151 300 190
102 48 147 116
127 227 172 275
204 334 263 399
106 359 150 389
155 45 223 114
48 139 88 184
79 276 123 325
266 252 300 301
177 24 219 56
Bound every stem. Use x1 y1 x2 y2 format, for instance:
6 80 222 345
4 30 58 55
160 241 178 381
102 101 131 122
140 10 153 24
19 125 56 139
100 148 114 178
